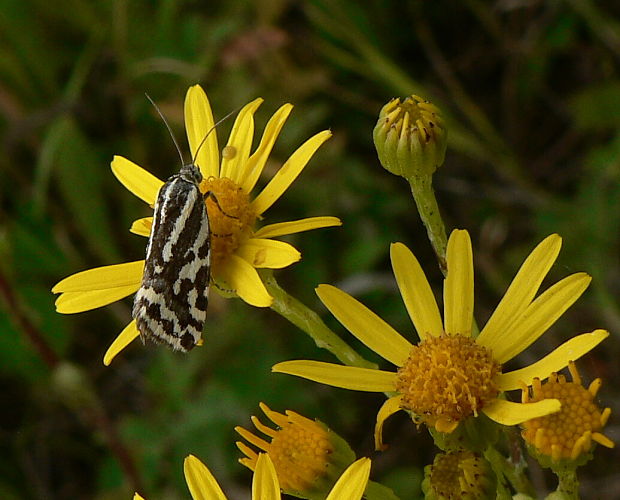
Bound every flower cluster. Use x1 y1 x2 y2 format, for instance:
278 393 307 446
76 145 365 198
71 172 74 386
54 88 613 498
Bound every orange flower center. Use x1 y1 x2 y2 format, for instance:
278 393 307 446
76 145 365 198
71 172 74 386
396 334 501 433
200 177 256 270
267 415 333 493
521 363 614 462
236 405 335 495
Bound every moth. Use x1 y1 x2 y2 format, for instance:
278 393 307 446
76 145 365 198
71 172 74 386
132 162 210 351
132 94 236 352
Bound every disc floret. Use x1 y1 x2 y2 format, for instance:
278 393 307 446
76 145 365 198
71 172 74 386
396 334 501 433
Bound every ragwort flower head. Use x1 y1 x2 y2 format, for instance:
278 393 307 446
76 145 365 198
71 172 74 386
53 85 340 365
521 361 614 467
274 230 608 448
235 403 357 499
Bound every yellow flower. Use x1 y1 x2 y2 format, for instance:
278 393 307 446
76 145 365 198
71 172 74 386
235 403 357 499
52 85 340 365
133 453 372 500
274 230 608 448
521 361 614 465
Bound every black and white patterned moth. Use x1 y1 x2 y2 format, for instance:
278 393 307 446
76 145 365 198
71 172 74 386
132 163 210 352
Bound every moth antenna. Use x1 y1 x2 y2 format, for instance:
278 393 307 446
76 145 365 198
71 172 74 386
191 104 245 166
145 93 186 166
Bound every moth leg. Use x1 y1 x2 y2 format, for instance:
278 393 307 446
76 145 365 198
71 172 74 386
203 191 238 220
203 190 238 238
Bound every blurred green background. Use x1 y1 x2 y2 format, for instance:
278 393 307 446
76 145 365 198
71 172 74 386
1 0 619 498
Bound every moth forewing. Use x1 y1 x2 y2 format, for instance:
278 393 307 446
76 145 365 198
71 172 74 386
132 164 211 352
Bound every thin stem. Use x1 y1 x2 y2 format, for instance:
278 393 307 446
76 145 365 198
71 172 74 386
407 174 448 275
262 271 376 369
556 467 579 500
484 446 515 500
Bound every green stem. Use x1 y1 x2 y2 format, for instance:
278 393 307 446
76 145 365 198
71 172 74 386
556 467 579 500
262 271 376 369
483 446 516 500
407 174 448 275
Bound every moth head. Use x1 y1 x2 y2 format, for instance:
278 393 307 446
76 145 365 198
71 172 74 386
179 164 203 185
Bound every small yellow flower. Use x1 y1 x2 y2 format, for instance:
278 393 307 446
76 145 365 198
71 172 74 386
235 403 358 499
521 361 614 465
52 85 340 365
133 453 372 500
274 230 608 448
422 450 495 500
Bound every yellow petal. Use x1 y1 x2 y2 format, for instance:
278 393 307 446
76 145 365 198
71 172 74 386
478 234 562 348
130 217 152 237
252 454 280 500
390 242 443 340
482 397 560 426
103 320 140 366
55 286 139 314
241 103 293 193
253 216 342 238
444 230 474 336
217 254 273 307
250 130 332 215
236 427 270 452
236 239 300 269
316 284 412 366
237 441 260 465
272 360 396 392
374 395 403 451
111 156 162 205
496 330 609 390
133 494 146 500
53 261 144 293
184 454 227 500
185 85 219 178
326 458 371 500
220 98 263 183
491 273 591 363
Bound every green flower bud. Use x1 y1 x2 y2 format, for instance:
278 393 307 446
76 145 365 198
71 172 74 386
373 95 447 179
422 450 495 500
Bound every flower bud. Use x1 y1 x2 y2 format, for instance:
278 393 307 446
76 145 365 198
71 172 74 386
422 450 495 500
373 95 447 179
